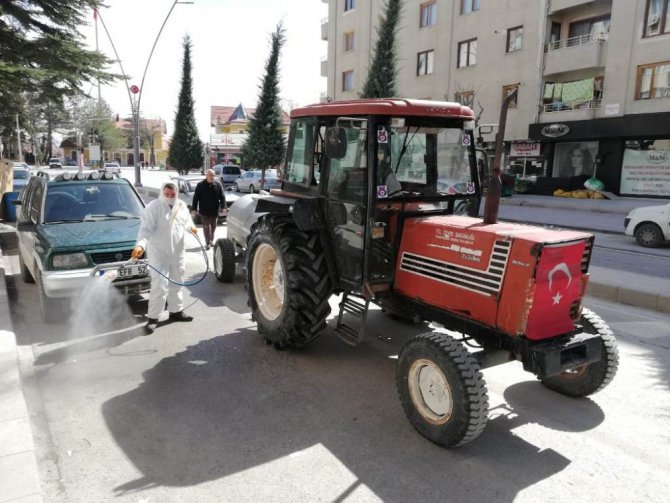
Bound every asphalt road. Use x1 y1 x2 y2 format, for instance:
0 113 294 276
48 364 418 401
4 226 670 502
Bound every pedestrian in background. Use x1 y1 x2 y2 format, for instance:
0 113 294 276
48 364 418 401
191 169 226 250
132 180 197 334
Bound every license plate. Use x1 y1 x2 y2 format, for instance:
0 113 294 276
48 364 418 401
117 264 148 279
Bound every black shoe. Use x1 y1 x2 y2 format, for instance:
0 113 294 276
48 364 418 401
144 318 158 334
169 311 193 322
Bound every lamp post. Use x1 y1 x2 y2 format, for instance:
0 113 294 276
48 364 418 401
96 1 194 187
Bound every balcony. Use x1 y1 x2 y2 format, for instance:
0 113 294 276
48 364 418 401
549 0 598 14
321 56 328 78
321 17 328 41
544 33 607 75
539 98 602 123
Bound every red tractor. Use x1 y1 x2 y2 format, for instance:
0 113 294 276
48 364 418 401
219 98 618 448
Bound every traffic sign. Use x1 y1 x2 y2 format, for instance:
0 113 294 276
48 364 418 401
130 85 140 94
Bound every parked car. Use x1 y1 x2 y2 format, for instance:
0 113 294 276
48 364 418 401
66 158 77 166
48 157 62 169
624 202 670 247
101 161 121 174
172 174 239 224
210 164 243 187
12 163 31 191
14 170 150 321
233 169 281 193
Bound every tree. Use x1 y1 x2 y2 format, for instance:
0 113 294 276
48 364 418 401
241 23 286 178
0 1 118 142
168 35 203 175
360 0 402 99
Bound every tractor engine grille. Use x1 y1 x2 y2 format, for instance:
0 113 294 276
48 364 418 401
400 240 511 295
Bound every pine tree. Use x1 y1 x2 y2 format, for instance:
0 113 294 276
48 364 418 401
0 1 117 135
361 0 402 99
241 23 286 178
168 35 203 175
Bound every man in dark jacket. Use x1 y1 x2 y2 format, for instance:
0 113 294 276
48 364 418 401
191 169 226 249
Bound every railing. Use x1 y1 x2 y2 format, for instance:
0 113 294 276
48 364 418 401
546 32 608 51
541 98 602 113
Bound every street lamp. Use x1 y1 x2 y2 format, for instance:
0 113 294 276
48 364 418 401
96 1 194 187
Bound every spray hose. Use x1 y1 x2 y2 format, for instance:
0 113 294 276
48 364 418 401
91 231 210 287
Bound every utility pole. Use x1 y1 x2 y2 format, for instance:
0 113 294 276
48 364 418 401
15 114 22 162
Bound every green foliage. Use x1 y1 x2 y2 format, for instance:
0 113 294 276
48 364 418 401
0 1 117 115
361 0 402 99
168 35 203 174
0 0 118 157
241 23 286 172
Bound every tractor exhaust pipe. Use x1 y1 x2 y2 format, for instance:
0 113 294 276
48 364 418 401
483 87 518 225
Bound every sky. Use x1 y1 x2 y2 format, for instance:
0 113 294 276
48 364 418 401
80 0 327 142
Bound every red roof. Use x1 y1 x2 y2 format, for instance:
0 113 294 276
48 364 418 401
291 99 474 120
210 104 291 126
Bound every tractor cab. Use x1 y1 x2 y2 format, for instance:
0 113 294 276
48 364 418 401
277 99 480 293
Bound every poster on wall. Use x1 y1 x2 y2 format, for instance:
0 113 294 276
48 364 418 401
552 141 598 178
620 148 670 196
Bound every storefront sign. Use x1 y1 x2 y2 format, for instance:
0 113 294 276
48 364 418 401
620 149 670 196
541 124 570 138
510 141 541 157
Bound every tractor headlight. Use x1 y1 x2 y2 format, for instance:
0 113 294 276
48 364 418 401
52 253 88 269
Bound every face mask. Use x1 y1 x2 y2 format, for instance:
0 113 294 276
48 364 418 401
164 196 177 205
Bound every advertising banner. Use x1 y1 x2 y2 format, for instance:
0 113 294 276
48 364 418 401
510 141 540 157
620 149 670 196
89 145 100 161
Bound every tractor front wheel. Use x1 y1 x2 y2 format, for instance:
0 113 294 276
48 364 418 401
540 308 619 397
247 215 332 349
397 332 489 448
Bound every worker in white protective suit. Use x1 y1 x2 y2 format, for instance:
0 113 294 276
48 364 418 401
131 180 198 334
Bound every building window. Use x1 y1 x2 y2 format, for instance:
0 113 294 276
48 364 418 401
457 39 477 68
454 90 475 108
461 0 480 15
502 84 519 108
417 50 434 76
344 31 355 52
507 26 523 52
342 70 354 91
636 61 670 99
420 1 437 27
568 15 611 45
644 0 670 37
344 0 355 12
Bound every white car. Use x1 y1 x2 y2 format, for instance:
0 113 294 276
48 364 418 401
48 157 62 169
624 203 670 247
102 161 122 174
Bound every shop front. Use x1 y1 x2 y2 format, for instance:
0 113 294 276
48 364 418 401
528 112 670 198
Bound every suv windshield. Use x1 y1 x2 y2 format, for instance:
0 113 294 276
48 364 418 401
44 183 143 223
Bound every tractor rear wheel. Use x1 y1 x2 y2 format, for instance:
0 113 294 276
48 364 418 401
213 238 236 283
247 215 332 349
540 308 618 397
397 332 489 448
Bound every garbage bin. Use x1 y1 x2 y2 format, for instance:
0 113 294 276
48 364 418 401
2 191 20 222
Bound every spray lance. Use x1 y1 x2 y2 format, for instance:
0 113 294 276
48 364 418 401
91 227 211 287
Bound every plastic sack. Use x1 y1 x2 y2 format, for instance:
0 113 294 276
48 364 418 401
584 177 604 191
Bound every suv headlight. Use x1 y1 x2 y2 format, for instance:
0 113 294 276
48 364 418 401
52 253 88 269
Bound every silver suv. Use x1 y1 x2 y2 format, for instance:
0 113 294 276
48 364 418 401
211 164 242 187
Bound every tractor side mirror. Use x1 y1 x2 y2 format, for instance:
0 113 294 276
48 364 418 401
324 127 347 160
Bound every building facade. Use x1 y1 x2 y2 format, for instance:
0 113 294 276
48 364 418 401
321 0 670 197
210 104 291 167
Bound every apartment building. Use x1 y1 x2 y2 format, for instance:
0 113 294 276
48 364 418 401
321 0 670 197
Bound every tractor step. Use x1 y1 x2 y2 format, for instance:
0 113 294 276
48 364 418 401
334 292 370 346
